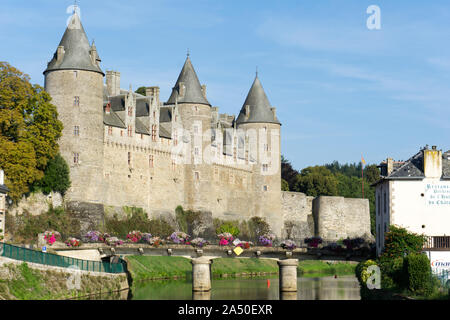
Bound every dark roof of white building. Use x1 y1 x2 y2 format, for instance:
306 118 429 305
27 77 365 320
0 184 8 194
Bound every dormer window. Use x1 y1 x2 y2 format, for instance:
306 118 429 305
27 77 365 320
127 125 133 137
74 96 80 106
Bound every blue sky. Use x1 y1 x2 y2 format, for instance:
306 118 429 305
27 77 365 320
1 0 449 171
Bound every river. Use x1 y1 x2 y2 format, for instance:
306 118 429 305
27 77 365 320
130 275 361 300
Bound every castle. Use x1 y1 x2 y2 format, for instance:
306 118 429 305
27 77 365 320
43 11 284 235
41 11 373 241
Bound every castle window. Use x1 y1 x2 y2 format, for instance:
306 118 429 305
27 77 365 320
120 130 124 137
108 126 113 136
74 126 79 136
152 125 157 141
127 125 133 137
194 106 198 113
128 152 131 166
262 164 269 172
194 147 199 156
263 185 268 192
149 155 154 168
73 153 79 164
128 107 133 117
194 172 200 180
74 71 78 79
153 111 156 119
74 96 80 106
172 160 176 171
141 134 144 140
264 144 269 152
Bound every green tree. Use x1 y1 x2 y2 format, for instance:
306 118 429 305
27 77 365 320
0 62 63 201
135 87 146 96
281 155 298 191
31 154 71 195
294 166 338 197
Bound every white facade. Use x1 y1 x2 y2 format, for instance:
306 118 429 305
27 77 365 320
375 147 450 256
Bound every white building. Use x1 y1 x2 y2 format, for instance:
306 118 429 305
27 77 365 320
0 169 8 241
373 146 450 273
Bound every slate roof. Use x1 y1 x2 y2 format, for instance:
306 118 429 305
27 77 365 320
166 56 210 106
0 184 9 194
374 148 450 185
135 118 149 135
236 75 280 125
136 98 150 117
44 12 103 75
160 107 172 123
103 110 125 128
159 123 172 139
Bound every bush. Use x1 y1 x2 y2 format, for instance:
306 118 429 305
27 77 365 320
174 206 200 234
355 259 378 285
238 217 271 242
105 207 174 238
14 206 80 243
404 253 432 295
216 221 240 237
378 256 405 289
31 154 71 195
381 225 426 259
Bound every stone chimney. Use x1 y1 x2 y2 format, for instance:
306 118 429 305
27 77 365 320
271 107 277 120
106 71 121 96
201 84 207 99
387 158 394 176
178 82 185 98
105 102 111 114
56 46 65 63
146 87 160 104
424 146 442 178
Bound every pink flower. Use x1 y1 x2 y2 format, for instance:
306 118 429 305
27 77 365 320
219 238 229 246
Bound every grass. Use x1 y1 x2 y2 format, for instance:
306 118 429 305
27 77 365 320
125 256 357 283
298 260 356 277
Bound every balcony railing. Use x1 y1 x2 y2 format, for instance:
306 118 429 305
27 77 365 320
423 236 450 250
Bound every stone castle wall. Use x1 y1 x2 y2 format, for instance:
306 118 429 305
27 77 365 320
281 191 372 242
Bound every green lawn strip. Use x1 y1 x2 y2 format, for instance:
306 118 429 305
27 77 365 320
211 258 278 276
298 260 356 276
126 256 192 281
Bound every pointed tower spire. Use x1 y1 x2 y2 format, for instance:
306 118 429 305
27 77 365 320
236 73 280 125
44 10 104 75
165 55 210 106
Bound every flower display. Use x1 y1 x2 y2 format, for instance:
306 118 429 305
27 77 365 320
169 231 190 244
65 237 81 247
281 239 297 250
217 232 234 245
142 233 152 243
304 237 323 248
258 234 275 247
126 231 143 243
149 237 163 247
191 238 209 248
237 241 253 249
105 237 124 246
82 231 109 243
44 231 61 245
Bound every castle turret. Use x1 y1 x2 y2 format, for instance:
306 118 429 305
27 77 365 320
44 11 105 204
237 74 282 236
165 55 212 211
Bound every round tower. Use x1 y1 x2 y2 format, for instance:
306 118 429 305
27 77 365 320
236 74 282 236
43 11 105 204
165 55 213 211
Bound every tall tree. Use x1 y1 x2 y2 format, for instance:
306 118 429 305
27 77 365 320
0 62 63 201
281 155 299 191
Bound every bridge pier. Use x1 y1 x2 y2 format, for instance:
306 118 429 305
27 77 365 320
191 257 212 292
277 259 298 292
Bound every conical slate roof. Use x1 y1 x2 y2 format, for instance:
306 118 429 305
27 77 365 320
166 56 210 106
44 12 103 75
236 75 280 125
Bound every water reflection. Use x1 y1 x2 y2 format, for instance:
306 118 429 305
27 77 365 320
131 276 361 300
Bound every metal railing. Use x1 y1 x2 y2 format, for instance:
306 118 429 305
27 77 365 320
0 243 125 274
423 236 450 250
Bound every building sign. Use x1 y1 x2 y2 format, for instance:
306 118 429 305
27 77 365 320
425 182 450 206
428 251 450 273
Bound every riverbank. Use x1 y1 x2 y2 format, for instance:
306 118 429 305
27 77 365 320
125 256 357 283
0 257 128 300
